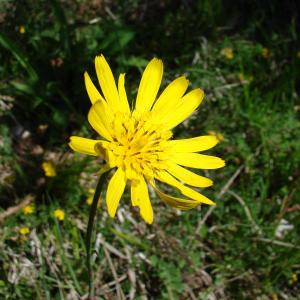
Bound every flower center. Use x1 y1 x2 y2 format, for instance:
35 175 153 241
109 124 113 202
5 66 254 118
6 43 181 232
101 112 172 180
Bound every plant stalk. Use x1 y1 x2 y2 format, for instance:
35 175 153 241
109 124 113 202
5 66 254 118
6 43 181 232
85 169 110 299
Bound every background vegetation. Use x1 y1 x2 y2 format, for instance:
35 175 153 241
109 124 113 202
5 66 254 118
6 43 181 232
0 0 300 299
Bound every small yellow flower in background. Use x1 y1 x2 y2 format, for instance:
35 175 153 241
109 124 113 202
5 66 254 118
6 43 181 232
22 205 34 215
238 73 254 83
88 188 95 194
238 73 245 81
86 196 102 207
297 51 300 59
86 189 95 206
261 47 271 59
53 209 65 221
19 227 30 235
85 189 102 207
19 25 25 34
292 273 298 283
86 189 93 204
69 55 225 224
42 161 56 177
271 294 278 300
208 130 224 142
221 47 234 60
86 196 93 206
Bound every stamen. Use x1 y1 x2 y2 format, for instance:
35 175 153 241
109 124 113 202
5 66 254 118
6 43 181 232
107 111 170 177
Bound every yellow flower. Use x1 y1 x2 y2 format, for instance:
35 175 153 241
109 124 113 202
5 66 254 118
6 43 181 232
238 73 245 82
22 205 34 215
69 55 225 224
238 73 253 83
297 51 300 59
221 47 234 60
53 209 65 221
42 161 56 177
86 189 95 206
208 130 224 142
271 294 278 300
86 196 93 206
88 188 96 194
19 26 25 34
291 273 298 284
86 188 95 205
261 47 271 59
85 189 101 207
86 196 102 207
19 227 30 235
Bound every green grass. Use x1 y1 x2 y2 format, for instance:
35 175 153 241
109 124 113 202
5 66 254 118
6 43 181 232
0 0 300 299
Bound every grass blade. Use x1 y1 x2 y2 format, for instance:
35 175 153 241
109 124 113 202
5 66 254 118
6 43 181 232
0 33 38 81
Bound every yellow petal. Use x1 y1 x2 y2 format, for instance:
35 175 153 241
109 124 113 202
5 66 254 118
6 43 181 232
167 163 213 187
106 168 127 218
168 135 219 152
131 181 139 207
150 181 203 210
95 55 120 111
118 73 131 114
88 101 113 141
162 88 204 129
131 177 153 224
156 171 215 205
135 58 163 114
92 100 114 131
69 136 108 156
151 76 189 119
171 152 225 169
84 72 105 104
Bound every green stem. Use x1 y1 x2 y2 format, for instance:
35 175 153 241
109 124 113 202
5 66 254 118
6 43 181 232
85 169 111 299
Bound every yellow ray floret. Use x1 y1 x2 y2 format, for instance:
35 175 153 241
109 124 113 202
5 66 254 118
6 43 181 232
151 76 189 119
131 176 153 224
69 55 225 224
166 162 213 187
135 58 163 114
84 72 104 104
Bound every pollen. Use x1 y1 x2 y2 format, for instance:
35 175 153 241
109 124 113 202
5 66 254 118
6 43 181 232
98 112 172 180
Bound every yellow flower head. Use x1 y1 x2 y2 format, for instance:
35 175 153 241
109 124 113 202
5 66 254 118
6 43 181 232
42 161 56 177
297 51 300 59
261 47 271 59
69 55 225 224
86 196 93 206
53 209 65 221
19 25 25 34
19 227 30 235
85 189 101 207
86 189 95 206
221 47 234 60
88 188 96 194
22 205 34 215
271 294 278 300
291 273 298 284
238 73 253 83
86 196 102 207
238 73 245 82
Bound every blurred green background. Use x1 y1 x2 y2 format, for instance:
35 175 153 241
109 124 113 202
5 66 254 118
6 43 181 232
0 0 300 299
